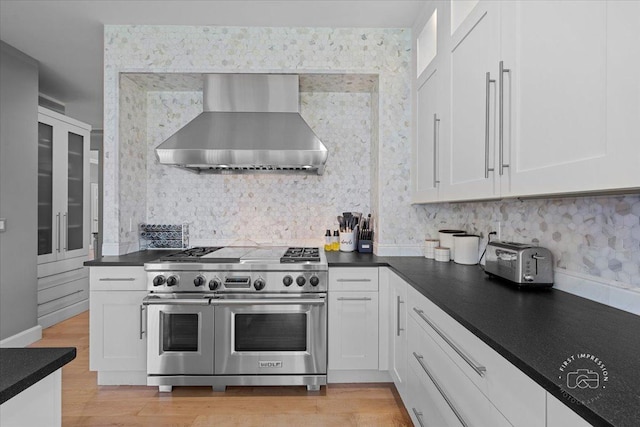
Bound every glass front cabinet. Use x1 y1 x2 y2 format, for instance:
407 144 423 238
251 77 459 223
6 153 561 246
37 107 91 264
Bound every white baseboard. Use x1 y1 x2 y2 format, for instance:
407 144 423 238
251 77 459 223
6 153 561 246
554 269 640 316
38 299 89 329
0 324 43 348
328 369 391 383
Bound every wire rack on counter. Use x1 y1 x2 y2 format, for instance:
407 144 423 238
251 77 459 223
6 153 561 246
139 223 189 249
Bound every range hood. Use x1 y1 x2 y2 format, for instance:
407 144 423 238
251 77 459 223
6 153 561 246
155 74 328 175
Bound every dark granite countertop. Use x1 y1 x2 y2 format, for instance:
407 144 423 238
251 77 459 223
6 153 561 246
84 250 177 266
85 249 639 425
0 347 76 404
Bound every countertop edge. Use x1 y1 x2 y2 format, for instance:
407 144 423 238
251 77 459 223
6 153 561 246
0 347 77 404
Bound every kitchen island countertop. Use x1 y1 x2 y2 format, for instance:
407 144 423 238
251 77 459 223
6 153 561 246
0 347 76 404
85 249 640 426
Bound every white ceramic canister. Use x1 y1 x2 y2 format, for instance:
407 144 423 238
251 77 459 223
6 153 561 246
453 234 480 265
434 247 451 262
339 229 357 252
424 239 439 259
438 229 466 260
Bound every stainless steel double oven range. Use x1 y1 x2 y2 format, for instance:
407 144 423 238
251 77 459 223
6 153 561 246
143 247 327 392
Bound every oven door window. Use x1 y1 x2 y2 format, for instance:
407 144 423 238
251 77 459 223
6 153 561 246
162 313 199 352
234 313 306 352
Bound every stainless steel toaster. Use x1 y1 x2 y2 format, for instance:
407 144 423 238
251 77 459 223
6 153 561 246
485 241 553 287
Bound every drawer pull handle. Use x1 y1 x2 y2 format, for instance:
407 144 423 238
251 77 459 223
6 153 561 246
139 305 146 340
336 278 372 283
397 296 404 337
413 307 486 377
411 408 425 427
98 277 136 281
413 352 469 427
337 297 372 301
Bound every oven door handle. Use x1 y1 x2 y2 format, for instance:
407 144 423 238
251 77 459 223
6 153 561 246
212 298 325 306
142 297 211 306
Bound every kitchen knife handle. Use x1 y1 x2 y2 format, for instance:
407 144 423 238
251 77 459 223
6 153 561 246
499 60 510 175
396 296 404 337
413 307 486 377
413 352 469 427
411 408 425 427
485 72 496 179
433 113 440 185
56 212 61 253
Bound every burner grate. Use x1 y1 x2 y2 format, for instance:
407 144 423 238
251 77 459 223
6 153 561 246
280 247 321 263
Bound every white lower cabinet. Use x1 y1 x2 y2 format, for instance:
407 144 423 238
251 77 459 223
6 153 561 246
89 266 147 385
389 270 408 397
406 285 547 427
546 393 592 427
328 268 380 372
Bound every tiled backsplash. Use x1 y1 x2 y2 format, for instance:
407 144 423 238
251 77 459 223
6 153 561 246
145 90 372 245
422 194 640 288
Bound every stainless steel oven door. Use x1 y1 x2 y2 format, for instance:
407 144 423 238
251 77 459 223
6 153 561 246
144 294 214 376
213 293 327 375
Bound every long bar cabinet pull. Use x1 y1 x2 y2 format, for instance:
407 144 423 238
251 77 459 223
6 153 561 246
413 307 486 377
139 305 146 339
98 278 137 281
413 352 469 427
411 408 425 427
336 278 372 283
63 212 68 251
485 72 496 178
433 113 441 186
397 296 404 336
499 60 510 175
337 297 372 301
56 213 61 253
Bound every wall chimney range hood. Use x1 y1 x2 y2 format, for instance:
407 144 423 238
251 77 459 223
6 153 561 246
155 74 328 175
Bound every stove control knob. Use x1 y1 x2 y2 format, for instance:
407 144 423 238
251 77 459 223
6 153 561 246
254 278 266 291
194 275 206 287
152 275 166 287
283 275 293 287
309 276 320 287
296 276 306 287
166 275 179 287
208 278 222 291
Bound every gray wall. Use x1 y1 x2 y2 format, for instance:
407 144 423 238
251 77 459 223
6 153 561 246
0 41 38 340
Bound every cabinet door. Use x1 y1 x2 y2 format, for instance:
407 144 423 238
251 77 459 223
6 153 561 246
389 273 407 396
444 1 501 201
62 125 90 259
89 291 147 371
37 119 58 264
546 393 591 427
328 291 379 370
501 0 638 197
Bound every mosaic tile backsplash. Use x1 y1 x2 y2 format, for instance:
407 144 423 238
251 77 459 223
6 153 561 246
145 90 372 244
421 194 640 287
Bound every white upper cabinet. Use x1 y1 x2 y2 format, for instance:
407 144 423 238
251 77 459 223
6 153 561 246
412 0 640 203
501 0 640 197
444 1 501 201
412 1 451 203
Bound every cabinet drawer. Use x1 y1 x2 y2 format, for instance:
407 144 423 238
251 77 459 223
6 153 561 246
408 286 546 427
90 266 147 291
329 267 378 291
408 316 508 427
37 276 88 317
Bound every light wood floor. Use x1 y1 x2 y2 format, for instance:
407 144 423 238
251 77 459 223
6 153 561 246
30 311 412 426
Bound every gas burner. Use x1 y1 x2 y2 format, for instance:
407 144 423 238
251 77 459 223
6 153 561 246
160 247 222 261
280 247 321 263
